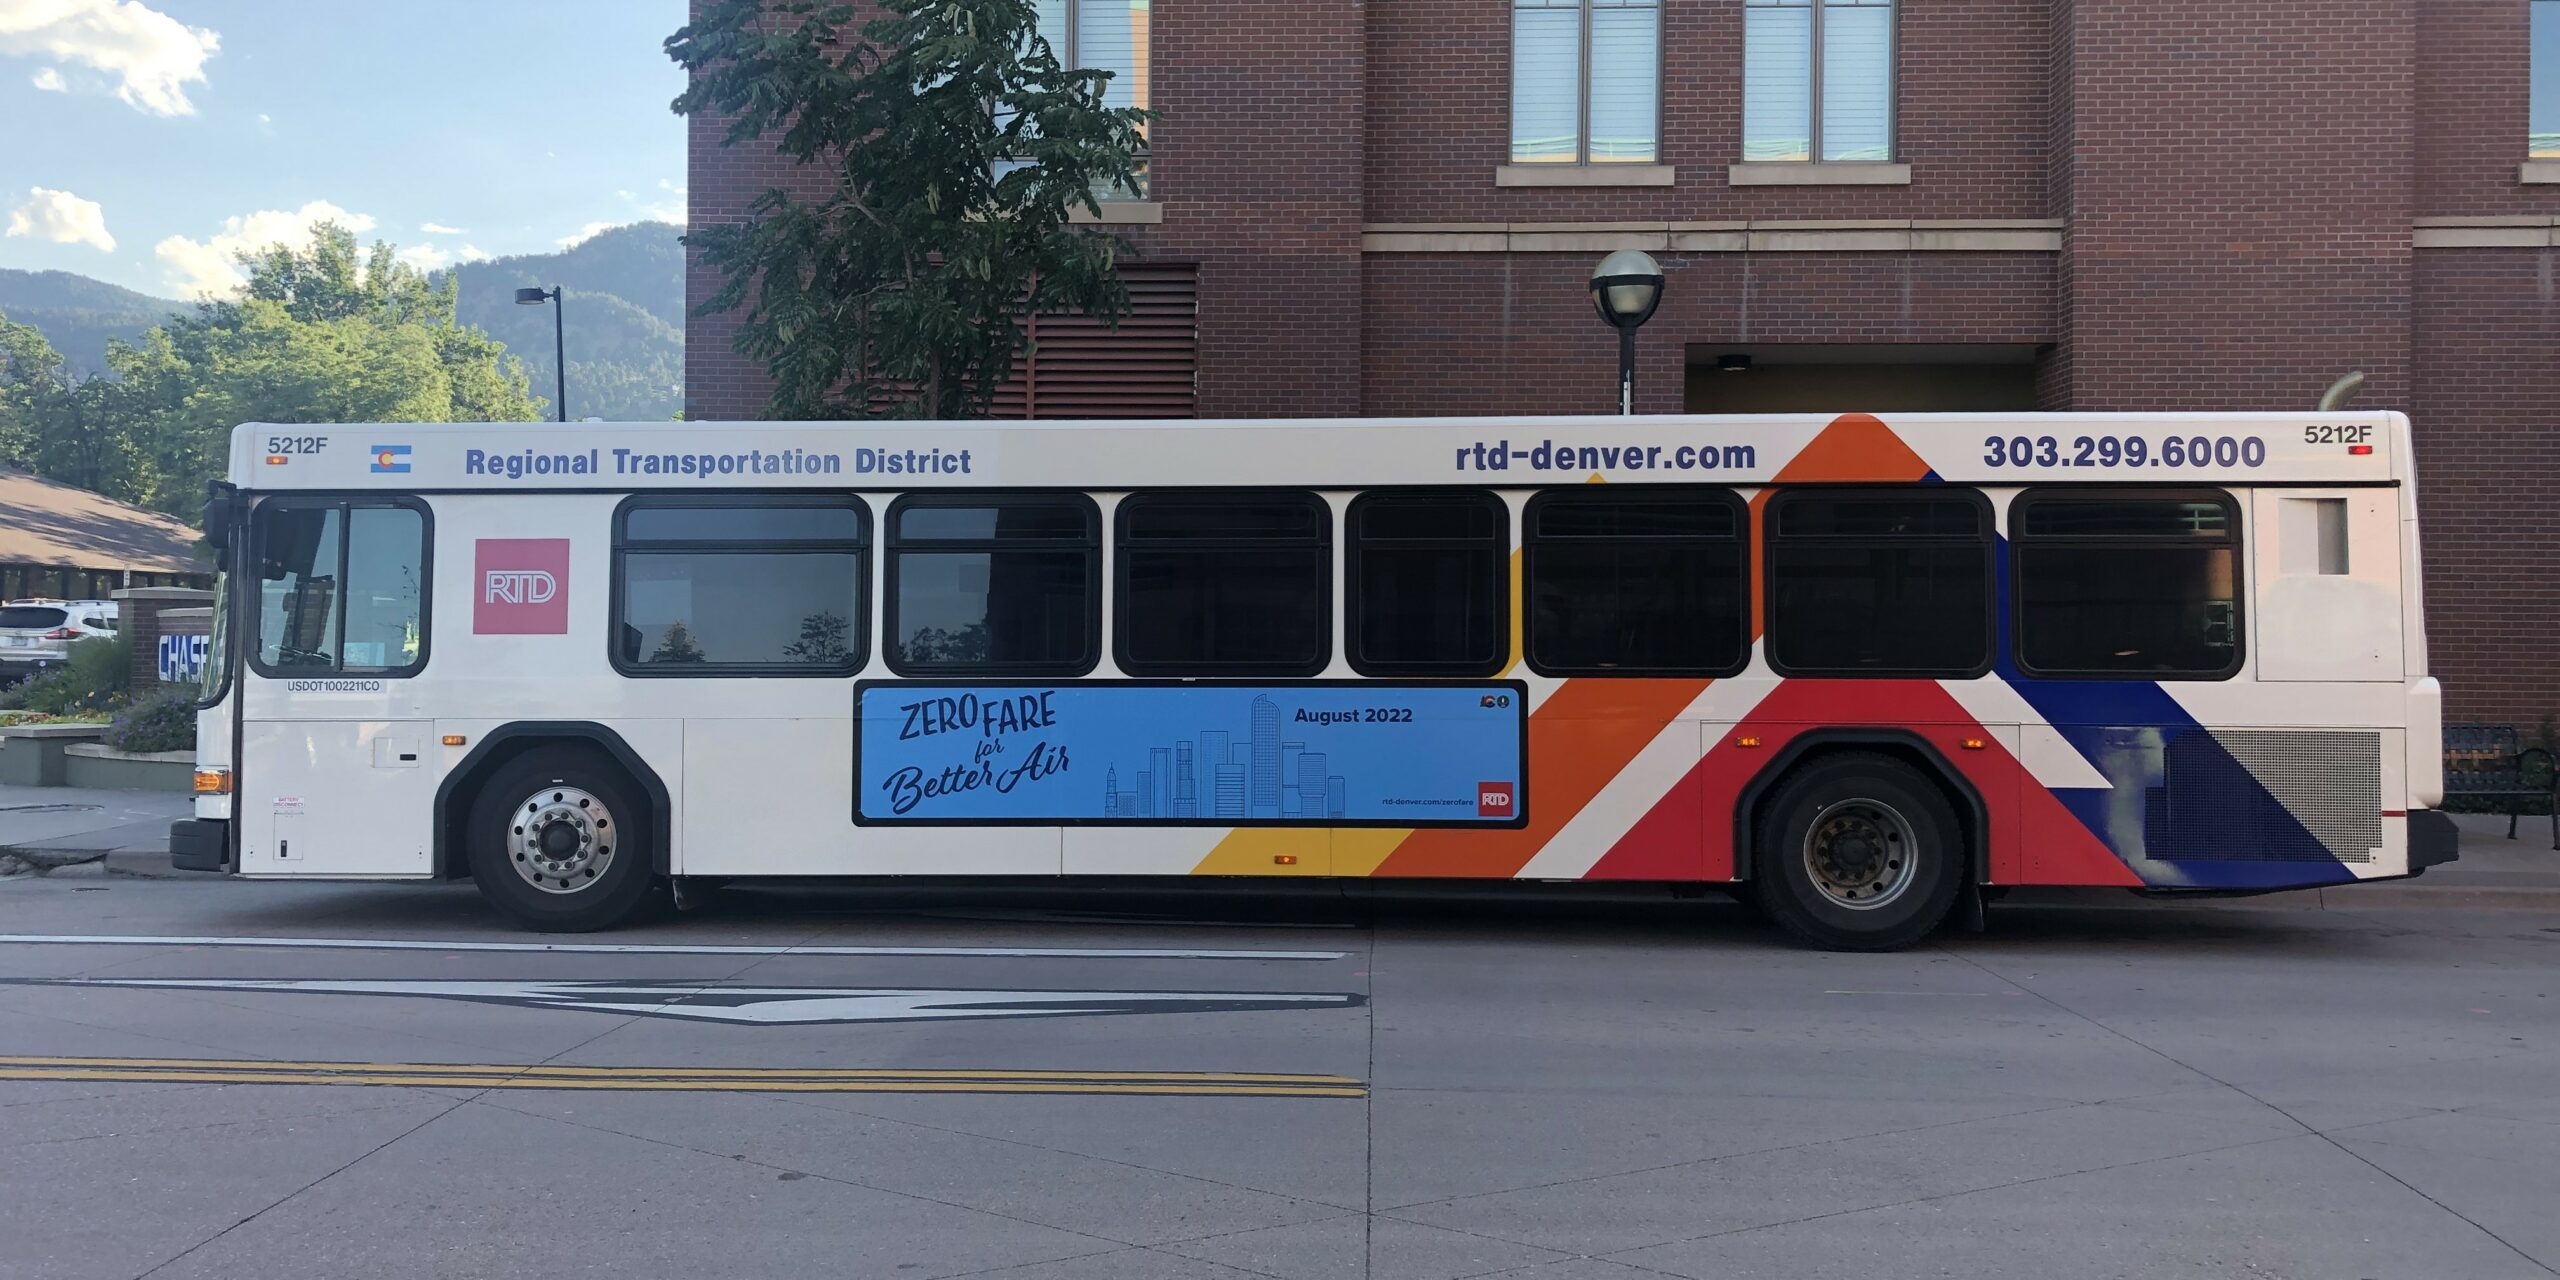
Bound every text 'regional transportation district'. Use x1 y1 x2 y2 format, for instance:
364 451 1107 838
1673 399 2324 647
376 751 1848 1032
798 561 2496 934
174 411 2452 950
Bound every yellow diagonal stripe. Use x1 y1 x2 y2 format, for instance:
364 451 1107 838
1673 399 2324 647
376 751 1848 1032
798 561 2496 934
0 1057 1366 1098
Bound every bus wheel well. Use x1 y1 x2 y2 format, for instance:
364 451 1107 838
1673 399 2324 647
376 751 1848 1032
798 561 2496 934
1734 734 1987 887
434 724 670 881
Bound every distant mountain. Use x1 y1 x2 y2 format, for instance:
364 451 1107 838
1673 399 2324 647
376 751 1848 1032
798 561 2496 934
446 223 685 422
0 269 182 374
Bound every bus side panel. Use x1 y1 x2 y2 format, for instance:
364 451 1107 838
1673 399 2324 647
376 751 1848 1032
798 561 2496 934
237 718 432 878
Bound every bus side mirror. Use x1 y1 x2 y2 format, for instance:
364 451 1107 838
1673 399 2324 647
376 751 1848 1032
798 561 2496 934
201 485 237 571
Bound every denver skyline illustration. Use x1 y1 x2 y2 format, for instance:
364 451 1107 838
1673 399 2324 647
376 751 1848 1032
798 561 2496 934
1104 694 1349 820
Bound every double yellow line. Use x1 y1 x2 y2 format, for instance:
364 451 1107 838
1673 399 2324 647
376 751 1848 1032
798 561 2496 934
0 1055 1366 1099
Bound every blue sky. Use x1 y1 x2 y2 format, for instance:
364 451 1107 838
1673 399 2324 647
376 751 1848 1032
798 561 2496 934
1 0 687 298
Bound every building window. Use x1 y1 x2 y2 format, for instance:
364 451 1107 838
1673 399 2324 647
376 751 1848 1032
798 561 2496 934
1115 491 1330 676
1511 0 1662 164
1008 0 1151 196
1346 491 1509 677
2537 0 2560 157
886 494 1100 676
1743 0 1893 162
1524 489 1748 676
612 497 867 675
250 500 429 677
1766 489 1989 677
2013 491 2241 678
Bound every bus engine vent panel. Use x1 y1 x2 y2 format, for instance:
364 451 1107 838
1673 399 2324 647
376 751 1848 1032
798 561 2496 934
2147 730 2383 863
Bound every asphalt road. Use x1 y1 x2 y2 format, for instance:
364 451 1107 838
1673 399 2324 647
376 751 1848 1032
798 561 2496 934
0 875 2553 1280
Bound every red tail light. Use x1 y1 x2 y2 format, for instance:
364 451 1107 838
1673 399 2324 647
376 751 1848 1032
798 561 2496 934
38 628 75 640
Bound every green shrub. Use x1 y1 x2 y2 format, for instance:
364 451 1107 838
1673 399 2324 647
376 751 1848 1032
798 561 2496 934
4 633 132 716
106 688 196 754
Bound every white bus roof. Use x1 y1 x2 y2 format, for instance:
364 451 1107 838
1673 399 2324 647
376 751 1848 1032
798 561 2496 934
232 411 2408 492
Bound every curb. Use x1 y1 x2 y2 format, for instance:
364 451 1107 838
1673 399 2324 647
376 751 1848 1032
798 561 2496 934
2004 884 2560 913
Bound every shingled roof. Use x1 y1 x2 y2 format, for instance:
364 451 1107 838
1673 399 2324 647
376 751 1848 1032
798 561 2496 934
0 470 208 575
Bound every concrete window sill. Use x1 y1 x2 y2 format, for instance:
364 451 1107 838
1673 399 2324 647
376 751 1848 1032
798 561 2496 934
1495 164 1677 188
1728 162 1912 187
2518 161 2560 184
1068 202 1164 225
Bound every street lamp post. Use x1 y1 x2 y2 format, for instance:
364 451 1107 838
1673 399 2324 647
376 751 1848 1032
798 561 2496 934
515 286 567 422
1589 250 1665 416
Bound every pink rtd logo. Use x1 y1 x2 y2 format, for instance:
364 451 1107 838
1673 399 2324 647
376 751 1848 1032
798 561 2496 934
473 539 570 635
1478 781 1514 818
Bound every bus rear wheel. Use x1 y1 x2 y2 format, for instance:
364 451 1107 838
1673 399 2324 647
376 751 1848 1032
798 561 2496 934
466 746 658 932
1752 753 1964 951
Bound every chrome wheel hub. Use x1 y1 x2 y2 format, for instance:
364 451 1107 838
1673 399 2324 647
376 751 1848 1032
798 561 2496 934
1802 797 1918 911
509 786 614 894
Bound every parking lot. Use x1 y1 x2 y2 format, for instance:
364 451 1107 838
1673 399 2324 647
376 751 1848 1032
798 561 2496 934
0 868 2552 1280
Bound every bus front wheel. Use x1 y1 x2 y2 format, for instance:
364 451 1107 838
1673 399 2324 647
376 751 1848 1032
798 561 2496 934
1752 753 1964 951
466 746 659 932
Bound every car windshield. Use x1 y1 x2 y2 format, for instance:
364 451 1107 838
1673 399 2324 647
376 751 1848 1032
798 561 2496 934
0 606 68 630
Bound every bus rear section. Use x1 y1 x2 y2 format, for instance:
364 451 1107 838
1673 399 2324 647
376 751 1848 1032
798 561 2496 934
174 412 2455 949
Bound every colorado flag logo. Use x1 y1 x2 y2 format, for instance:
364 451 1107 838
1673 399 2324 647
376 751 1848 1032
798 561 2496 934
369 445 412 474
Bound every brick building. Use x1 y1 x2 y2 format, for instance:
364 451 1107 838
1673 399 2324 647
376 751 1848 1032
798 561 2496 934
687 0 2560 725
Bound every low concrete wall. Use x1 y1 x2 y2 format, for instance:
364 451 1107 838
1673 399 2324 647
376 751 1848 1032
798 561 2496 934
0 724 107 787
62 743 193 792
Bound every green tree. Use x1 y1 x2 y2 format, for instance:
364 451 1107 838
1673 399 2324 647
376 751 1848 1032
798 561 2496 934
0 312 148 501
649 620 710 664
669 0 1152 419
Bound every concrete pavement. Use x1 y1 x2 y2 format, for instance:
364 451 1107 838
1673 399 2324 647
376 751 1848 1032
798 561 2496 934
0 867 2555 1279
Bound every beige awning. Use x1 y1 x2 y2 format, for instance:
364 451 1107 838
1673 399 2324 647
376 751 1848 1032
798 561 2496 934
0 470 208 575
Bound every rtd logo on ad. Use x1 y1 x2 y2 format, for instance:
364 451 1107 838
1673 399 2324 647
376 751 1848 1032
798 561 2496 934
1478 781 1515 818
473 539 570 635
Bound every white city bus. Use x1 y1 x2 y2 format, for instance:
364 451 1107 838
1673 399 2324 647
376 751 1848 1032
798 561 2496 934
174 411 2455 949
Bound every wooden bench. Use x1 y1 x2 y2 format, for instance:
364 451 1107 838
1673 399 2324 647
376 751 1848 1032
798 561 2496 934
2444 724 2558 850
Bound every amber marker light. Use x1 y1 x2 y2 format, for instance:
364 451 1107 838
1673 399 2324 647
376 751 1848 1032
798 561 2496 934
441 735 468 747
1273 854 1299 866
1735 736 1762 748
192 768 232 795
1961 738 1989 750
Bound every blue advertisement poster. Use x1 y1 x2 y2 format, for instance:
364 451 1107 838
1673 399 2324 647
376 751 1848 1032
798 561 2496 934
854 682 1528 826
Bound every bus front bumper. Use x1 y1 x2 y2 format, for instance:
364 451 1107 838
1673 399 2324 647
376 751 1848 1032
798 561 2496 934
170 819 229 872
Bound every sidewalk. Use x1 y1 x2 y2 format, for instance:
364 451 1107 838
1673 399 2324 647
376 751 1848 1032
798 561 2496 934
0 785 197 876
0 784 2552 906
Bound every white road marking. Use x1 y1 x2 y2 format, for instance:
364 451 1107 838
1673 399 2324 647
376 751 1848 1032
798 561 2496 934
0 934 1348 961
7 977 1366 1026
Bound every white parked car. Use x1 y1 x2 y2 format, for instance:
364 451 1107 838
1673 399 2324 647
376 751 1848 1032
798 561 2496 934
0 599 118 680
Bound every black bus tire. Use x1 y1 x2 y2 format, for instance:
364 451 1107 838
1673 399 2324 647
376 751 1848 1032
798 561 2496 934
465 746 660 932
1751 753 1964 952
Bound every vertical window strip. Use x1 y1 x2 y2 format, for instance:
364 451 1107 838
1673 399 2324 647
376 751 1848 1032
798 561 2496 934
1512 0 1584 163
1744 0 1891 164
1742 2 1814 162
2536 0 2560 157
1587 0 1661 163
1818 0 1892 161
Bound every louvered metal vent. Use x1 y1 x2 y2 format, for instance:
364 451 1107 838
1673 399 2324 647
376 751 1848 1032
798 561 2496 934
2147 729 2383 862
992 264 1198 419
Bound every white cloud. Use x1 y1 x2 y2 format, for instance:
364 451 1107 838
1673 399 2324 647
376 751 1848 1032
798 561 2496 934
0 0 220 117
395 242 488 272
457 243 484 260
6 186 115 252
154 199 376 297
557 220 616 248
30 66 65 91
419 221 465 236
254 111 270 134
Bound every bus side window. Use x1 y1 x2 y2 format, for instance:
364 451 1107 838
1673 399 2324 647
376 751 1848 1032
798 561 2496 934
611 496 867 674
249 499 430 677
1115 490 1330 677
885 493 1100 676
1766 489 1992 678
1523 488 1747 677
1346 490 1507 677
2011 490 2240 679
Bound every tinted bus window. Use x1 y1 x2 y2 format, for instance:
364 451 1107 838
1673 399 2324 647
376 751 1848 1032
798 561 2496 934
1116 491 1330 675
252 500 429 676
1768 489 1990 676
613 497 867 674
1525 489 1747 676
1347 491 1507 677
887 494 1099 675
2014 490 2240 677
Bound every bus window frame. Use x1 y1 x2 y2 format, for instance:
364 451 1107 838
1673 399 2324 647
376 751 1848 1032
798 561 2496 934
244 493 435 682
1112 487 1334 679
1762 485 1997 681
1344 487 1511 679
882 490 1103 678
1521 485 1752 679
2008 486 2246 682
608 491 870 679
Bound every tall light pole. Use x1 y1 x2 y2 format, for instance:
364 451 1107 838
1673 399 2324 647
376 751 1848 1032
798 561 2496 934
1589 250 1665 416
515 286 567 422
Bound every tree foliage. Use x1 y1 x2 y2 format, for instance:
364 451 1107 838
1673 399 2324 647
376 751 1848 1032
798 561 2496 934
669 0 1153 419
0 224 541 517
